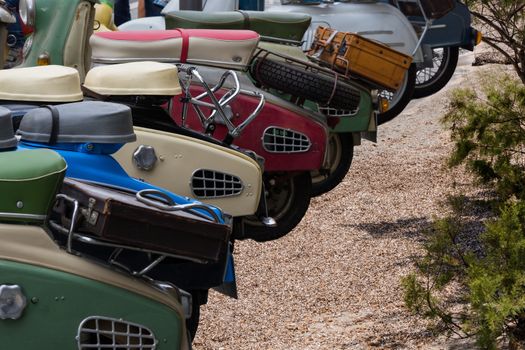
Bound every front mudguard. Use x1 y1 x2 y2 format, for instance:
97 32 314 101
113 127 263 218
0 224 189 350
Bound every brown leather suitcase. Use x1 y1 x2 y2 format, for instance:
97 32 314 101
54 178 231 263
308 26 413 91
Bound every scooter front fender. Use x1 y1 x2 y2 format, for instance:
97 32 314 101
0 223 190 350
113 127 263 217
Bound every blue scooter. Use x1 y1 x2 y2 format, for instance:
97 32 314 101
9 100 237 339
389 0 481 98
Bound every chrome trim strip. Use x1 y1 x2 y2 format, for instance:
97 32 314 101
0 212 45 220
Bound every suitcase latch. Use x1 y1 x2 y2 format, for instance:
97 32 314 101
81 198 99 226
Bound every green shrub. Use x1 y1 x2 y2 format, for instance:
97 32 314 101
444 75 525 201
403 76 525 348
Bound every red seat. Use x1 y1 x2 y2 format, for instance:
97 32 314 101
95 29 260 42
91 29 260 69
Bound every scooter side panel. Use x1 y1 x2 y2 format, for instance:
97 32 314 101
418 3 473 48
113 127 263 217
269 2 423 62
0 260 186 349
171 87 328 172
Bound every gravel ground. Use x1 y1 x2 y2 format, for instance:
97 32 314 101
193 52 509 349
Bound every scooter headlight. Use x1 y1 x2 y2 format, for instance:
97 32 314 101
19 0 35 27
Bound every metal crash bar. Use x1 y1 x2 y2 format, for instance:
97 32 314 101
177 65 265 139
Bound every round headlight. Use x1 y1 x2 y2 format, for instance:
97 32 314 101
19 0 35 27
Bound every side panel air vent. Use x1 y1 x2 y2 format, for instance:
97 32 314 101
318 106 359 118
191 169 244 199
77 316 157 349
263 127 311 153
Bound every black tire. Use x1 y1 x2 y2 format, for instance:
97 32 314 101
186 289 207 341
311 132 354 197
251 58 361 111
376 63 417 125
413 46 459 99
186 304 200 341
239 172 312 242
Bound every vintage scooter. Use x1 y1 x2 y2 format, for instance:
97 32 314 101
389 0 481 98
210 0 480 100
0 0 15 68
83 60 322 242
16 0 373 200
0 111 192 349
0 69 236 337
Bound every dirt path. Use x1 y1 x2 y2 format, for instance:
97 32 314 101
193 53 498 349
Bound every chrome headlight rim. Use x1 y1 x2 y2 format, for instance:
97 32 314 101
19 0 35 27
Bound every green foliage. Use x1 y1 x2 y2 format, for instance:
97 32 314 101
443 75 525 201
468 201 525 348
404 76 525 347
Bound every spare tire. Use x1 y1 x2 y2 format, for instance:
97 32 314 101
251 58 361 112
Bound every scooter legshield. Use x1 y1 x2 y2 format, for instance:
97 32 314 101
113 127 263 218
0 224 189 350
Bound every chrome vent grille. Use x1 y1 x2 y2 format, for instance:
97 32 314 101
318 106 359 118
191 169 243 198
263 127 311 153
77 316 157 350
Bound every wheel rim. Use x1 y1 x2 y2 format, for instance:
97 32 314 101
311 133 343 184
245 175 296 226
415 47 451 88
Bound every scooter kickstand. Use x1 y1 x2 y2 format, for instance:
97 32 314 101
260 182 277 227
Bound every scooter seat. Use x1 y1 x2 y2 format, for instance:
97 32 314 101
90 29 260 69
17 101 136 151
163 10 311 42
0 149 67 223
84 61 182 96
0 65 83 103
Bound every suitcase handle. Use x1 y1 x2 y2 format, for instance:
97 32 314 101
136 189 221 223
54 194 80 254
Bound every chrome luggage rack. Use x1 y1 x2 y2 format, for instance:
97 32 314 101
48 189 221 277
176 65 265 143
